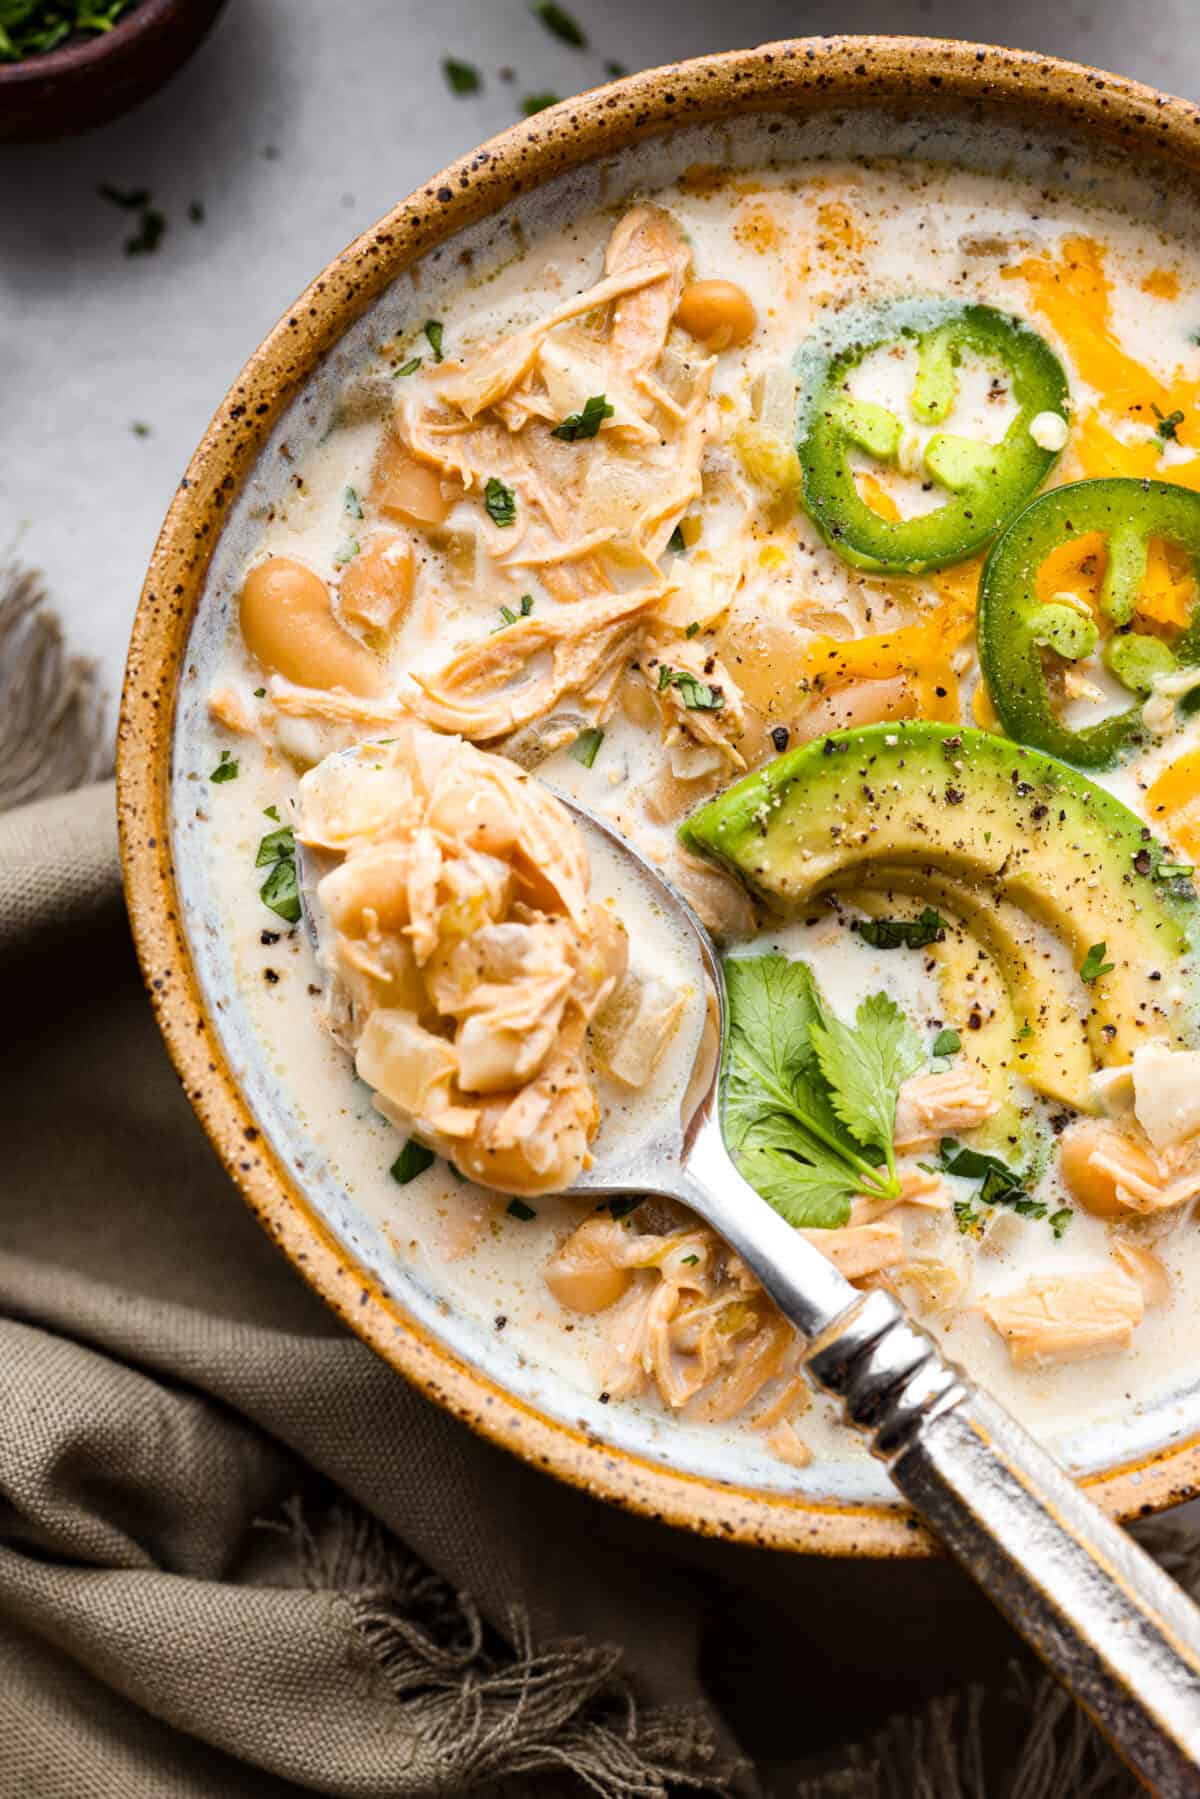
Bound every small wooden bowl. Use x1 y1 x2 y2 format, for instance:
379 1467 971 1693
0 0 226 143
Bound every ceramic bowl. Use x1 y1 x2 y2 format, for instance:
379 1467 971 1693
118 37 1200 1556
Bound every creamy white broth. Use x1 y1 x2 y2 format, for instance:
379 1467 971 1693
178 120 1200 1492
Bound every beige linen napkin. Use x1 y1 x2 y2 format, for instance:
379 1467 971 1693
0 778 1167 1797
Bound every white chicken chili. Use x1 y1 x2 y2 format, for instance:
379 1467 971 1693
185 139 1200 1477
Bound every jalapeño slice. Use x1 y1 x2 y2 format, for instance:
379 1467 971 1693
978 478 1200 769
797 299 1069 574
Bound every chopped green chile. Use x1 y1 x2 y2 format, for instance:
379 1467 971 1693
797 299 1069 574
1028 603 1099 662
978 478 1200 767
1105 633 1178 695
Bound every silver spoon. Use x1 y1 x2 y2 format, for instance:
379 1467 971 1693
299 782 1200 1791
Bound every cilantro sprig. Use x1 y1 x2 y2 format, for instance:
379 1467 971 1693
722 955 923 1229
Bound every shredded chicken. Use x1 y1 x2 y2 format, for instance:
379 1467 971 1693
894 1065 999 1153
981 1266 1145 1368
298 725 627 1194
404 588 660 740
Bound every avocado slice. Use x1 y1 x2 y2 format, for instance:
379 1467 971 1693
851 886 1031 1154
680 722 1200 1073
849 866 1093 1109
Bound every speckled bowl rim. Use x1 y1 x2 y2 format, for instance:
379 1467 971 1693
118 35 1200 1558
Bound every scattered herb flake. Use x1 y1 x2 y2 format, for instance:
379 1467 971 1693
394 356 422 378
667 524 686 553
494 594 533 630
552 393 614 441
125 208 166 256
255 825 295 867
391 1140 435 1184
532 0 587 46
443 56 482 94
1049 1207 1074 1239
130 420 151 437
188 200 205 224
569 727 604 767
263 804 280 822
254 687 267 698
485 477 517 527
507 1197 537 1221
209 749 238 783
681 1253 700 1266
343 485 364 519
97 181 149 209
423 319 445 362
1080 941 1115 984
522 92 560 116
657 665 724 710
684 620 701 638
854 908 945 951
1154 404 1186 443
931 1028 961 1058
259 856 300 925
334 538 360 567
605 59 627 78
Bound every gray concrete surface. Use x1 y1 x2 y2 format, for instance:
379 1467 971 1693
2 0 1197 722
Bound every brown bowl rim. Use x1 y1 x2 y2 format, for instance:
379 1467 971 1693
117 34 1200 1558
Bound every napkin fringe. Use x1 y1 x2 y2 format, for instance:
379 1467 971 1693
0 563 110 814
279 1495 740 1797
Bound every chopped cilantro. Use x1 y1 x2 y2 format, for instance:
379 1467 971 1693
334 538 360 567
569 727 604 767
507 1197 537 1221
854 908 945 951
531 0 587 46
442 57 481 95
254 687 267 698
343 486 363 519
552 394 614 441
494 594 533 630
667 524 686 553
259 856 300 925
1015 1020 1034 1040
657 665 724 710
681 1253 700 1266
1080 941 1115 983
5 0 132 55
97 181 149 209
1154 404 1186 443
188 200 205 224
931 1028 961 1058
522 92 560 116
125 208 166 256
485 478 517 527
130 421 151 437
605 60 627 78
209 749 238 783
390 1140 435 1184
423 319 445 362
394 356 422 378
1049 1207 1074 1240
256 825 295 867
263 804 280 822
